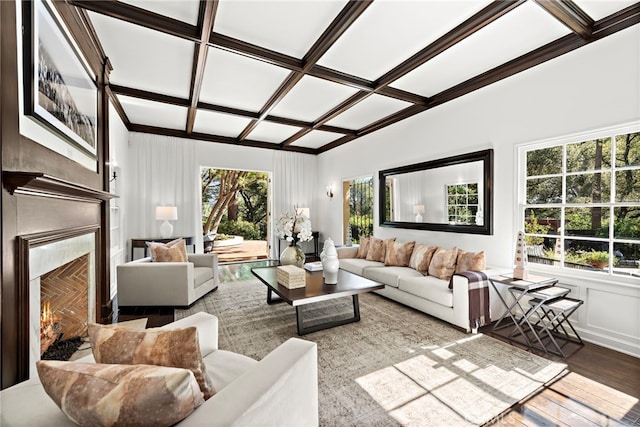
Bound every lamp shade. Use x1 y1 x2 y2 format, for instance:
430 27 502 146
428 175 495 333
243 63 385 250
413 205 425 214
297 207 310 219
156 206 178 221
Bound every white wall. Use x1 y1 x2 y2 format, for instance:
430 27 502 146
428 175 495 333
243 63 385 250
316 26 640 356
108 103 129 301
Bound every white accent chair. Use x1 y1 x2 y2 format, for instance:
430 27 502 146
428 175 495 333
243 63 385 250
0 312 320 426
116 254 219 306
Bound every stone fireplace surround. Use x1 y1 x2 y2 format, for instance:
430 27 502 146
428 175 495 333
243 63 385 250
2 172 114 387
28 232 96 378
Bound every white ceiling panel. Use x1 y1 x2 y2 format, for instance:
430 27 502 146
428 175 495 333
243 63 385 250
118 95 188 130
574 1 637 20
200 47 290 112
246 121 302 144
269 76 359 122
89 12 194 98
119 0 201 25
317 0 493 81
390 1 571 97
214 1 348 59
193 110 252 137
290 130 342 149
325 94 412 129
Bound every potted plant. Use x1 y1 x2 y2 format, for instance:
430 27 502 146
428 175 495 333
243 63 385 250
585 251 610 269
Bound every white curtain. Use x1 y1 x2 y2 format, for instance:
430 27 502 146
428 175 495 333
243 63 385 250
126 133 202 258
273 151 317 258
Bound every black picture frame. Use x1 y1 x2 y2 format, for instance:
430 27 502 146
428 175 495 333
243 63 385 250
23 0 98 158
379 149 494 235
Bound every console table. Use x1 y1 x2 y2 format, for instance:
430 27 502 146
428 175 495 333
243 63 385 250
130 236 195 260
277 231 320 261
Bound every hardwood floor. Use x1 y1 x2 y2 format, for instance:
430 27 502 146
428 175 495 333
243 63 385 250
118 261 640 426
483 328 640 426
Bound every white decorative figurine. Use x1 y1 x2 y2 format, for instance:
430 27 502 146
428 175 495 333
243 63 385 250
513 230 528 279
321 238 339 284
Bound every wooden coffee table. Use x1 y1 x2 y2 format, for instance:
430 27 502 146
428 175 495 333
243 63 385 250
251 267 384 335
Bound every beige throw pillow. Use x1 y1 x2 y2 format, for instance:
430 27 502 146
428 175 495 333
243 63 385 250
88 324 215 400
366 237 393 263
455 250 486 273
146 238 187 262
428 246 459 281
409 244 438 274
356 237 370 259
384 240 415 267
37 361 203 427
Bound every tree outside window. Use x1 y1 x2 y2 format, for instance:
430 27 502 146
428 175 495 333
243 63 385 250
522 131 639 278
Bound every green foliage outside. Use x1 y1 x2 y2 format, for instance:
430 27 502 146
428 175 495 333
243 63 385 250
349 215 373 243
525 132 640 269
216 220 262 240
201 168 268 240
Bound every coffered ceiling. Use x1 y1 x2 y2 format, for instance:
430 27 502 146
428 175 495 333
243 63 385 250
70 0 640 154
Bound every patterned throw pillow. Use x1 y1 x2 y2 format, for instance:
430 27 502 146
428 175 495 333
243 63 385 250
88 324 215 399
146 238 187 262
366 237 393 262
356 237 370 259
455 250 486 273
428 246 459 281
384 240 415 267
408 244 438 274
37 361 203 427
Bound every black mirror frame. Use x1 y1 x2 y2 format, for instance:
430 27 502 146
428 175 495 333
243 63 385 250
379 149 493 235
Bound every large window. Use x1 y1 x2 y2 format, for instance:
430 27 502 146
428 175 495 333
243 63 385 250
521 128 639 279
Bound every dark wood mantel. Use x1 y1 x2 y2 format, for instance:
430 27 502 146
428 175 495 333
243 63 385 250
3 171 115 202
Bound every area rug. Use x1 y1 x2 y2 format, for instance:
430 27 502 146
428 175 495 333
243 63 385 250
176 280 567 426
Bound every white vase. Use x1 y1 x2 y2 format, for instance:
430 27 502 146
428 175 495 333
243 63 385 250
281 244 305 268
322 240 339 284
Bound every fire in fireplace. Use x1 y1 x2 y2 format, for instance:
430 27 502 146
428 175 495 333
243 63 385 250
40 301 61 354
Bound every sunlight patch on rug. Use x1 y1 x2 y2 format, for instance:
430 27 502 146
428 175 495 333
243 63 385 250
357 334 567 426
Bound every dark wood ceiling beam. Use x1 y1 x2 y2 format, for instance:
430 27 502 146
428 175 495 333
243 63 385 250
375 0 526 88
110 84 189 107
282 92 372 146
105 86 131 128
302 0 373 66
238 1 372 145
592 2 640 37
210 33 302 71
264 115 356 135
186 0 218 134
128 124 317 154
318 3 640 154
69 0 199 41
534 0 594 39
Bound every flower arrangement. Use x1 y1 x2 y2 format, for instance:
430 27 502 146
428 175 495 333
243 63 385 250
276 207 312 245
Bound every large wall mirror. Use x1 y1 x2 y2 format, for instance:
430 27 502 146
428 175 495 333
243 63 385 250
379 149 493 235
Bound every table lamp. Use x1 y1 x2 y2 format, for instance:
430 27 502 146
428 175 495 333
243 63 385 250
156 206 178 238
413 204 425 222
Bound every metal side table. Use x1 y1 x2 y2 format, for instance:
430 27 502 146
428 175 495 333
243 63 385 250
528 297 584 357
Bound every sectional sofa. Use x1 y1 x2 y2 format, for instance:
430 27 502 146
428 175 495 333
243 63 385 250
337 237 506 332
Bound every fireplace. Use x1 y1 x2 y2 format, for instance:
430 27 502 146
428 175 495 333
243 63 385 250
27 232 96 378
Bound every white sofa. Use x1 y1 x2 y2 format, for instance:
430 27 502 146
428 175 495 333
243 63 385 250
338 246 505 332
0 312 319 426
117 254 219 306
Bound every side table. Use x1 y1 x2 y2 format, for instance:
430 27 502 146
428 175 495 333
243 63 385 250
130 236 195 260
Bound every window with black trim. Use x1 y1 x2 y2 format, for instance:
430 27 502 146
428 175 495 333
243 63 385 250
521 130 639 278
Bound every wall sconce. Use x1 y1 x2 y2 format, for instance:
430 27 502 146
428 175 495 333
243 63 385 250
413 204 425 222
326 185 334 199
156 206 178 238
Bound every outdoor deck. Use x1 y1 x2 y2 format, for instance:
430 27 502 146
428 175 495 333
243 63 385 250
210 240 269 263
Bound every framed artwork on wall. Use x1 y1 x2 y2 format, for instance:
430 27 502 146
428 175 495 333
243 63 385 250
22 0 98 159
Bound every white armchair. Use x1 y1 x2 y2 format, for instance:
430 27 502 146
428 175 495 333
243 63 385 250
117 254 219 306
